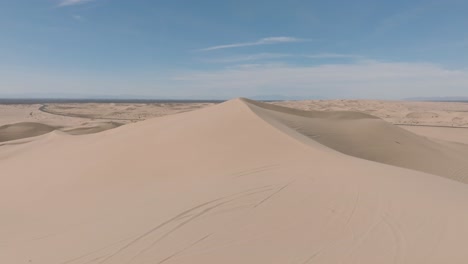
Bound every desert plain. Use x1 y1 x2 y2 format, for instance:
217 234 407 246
2 99 468 263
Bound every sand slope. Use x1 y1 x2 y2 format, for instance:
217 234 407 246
273 99 468 128
2 99 468 263
399 125 468 145
245 99 468 183
0 102 213 142
0 122 58 142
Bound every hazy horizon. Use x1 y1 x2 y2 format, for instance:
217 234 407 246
1 0 468 99
2 93 468 102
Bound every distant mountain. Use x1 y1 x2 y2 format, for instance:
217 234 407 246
406 96 468 102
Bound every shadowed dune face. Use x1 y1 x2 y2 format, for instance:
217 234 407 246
0 122 58 142
244 99 468 183
3 99 468 263
0 121 123 143
272 99 468 128
243 98 380 120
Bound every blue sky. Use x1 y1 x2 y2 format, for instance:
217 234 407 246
1 0 468 99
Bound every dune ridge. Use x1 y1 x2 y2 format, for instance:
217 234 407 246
243 98 468 183
2 99 468 263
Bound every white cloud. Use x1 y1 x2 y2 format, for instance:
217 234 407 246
199 37 305 51
58 0 95 7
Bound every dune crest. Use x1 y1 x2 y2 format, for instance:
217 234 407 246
2 99 468 263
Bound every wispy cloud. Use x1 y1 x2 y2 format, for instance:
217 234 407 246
58 0 95 7
204 53 292 63
203 53 362 64
171 61 468 99
3 61 468 99
199 37 305 51
306 53 363 59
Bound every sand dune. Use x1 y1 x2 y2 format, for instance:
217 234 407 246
62 122 122 135
0 121 123 143
273 99 468 127
2 99 468 263
0 122 58 142
245 99 468 183
400 125 468 145
0 102 214 142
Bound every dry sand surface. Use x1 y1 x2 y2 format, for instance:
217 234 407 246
274 99 468 144
0 102 214 142
2 99 468 263
273 99 468 127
